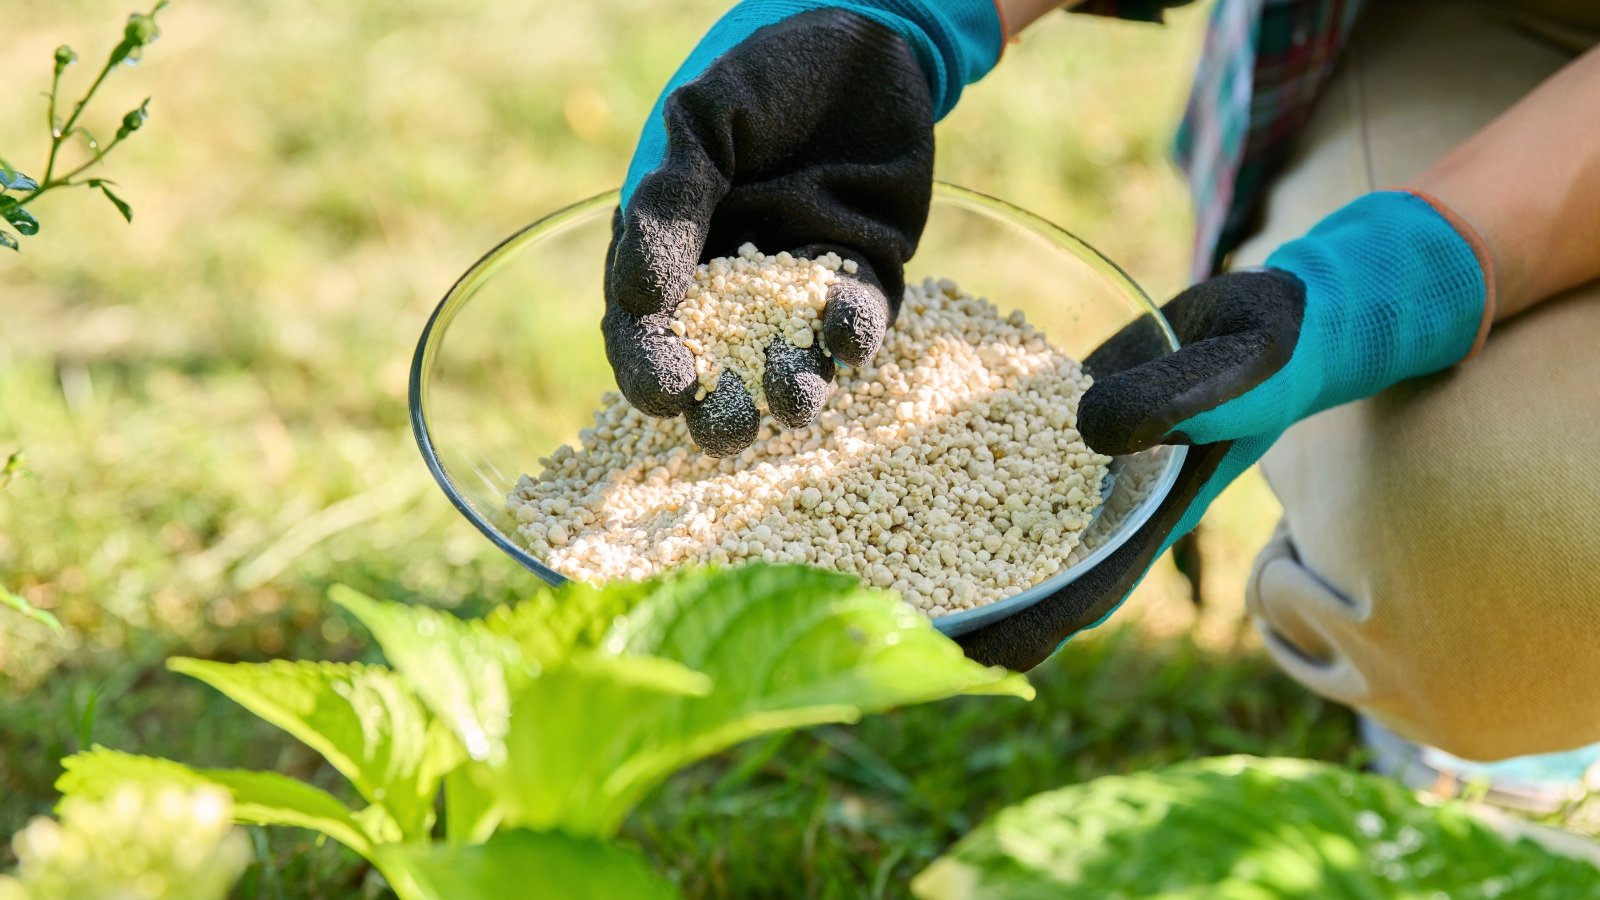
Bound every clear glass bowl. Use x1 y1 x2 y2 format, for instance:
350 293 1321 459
411 183 1185 636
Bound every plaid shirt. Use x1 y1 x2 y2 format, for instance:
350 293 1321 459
1078 0 1367 278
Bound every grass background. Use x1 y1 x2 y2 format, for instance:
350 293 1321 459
0 1 1379 896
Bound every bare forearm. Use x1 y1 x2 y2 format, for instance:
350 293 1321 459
996 0 1078 38
1407 45 1600 320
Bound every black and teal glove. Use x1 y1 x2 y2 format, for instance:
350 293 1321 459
603 0 1004 457
957 190 1494 671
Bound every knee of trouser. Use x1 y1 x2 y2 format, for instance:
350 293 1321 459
1247 520 1600 762
1250 291 1600 760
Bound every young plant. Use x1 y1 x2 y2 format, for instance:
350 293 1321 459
57 565 1032 900
914 756 1600 898
0 2 167 252
0 782 248 900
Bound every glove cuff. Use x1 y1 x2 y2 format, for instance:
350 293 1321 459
1264 189 1491 413
622 0 1000 208
732 1 1003 117
1399 188 1497 360
865 0 1006 114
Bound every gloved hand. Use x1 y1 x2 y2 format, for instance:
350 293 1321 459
956 190 1495 671
603 0 1003 457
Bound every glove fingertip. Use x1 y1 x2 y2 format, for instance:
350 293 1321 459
821 278 891 368
685 376 760 458
764 340 834 429
1078 376 1181 456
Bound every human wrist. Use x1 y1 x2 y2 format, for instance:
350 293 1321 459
1402 47 1600 321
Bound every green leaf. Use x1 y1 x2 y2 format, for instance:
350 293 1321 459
373 830 678 900
0 229 16 252
98 183 133 222
492 565 1031 835
614 566 1031 703
1 584 63 633
333 566 1026 839
913 756 1600 899
443 764 500 846
329 586 524 766
2 783 248 900
58 747 375 858
475 654 711 833
75 683 100 749
1 450 25 486
480 578 648 666
0 169 39 192
3 205 39 236
168 658 462 841
338 585 711 839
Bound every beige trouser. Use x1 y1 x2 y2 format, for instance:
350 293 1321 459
1232 0 1600 761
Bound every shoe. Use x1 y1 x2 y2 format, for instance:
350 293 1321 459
1360 716 1600 815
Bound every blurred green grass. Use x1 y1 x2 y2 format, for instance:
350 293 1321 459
0 0 1367 895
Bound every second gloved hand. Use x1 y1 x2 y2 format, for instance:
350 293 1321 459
603 0 1003 457
956 190 1495 671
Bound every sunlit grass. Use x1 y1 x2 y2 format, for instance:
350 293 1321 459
0 0 1388 894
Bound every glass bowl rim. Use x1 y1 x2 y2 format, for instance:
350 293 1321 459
409 181 1187 635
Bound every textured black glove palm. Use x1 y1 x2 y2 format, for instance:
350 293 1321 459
955 270 1308 671
603 9 935 457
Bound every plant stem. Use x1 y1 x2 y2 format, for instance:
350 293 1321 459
41 55 117 187
47 63 65 147
20 137 125 209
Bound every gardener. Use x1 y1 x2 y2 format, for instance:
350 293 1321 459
602 0 1600 804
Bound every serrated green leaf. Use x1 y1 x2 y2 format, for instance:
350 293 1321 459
57 747 374 858
615 565 1032 704
329 586 524 767
331 566 1027 839
1 584 63 633
480 578 646 666
913 756 1600 899
489 565 1031 835
168 658 462 840
98 184 133 223
475 654 712 833
0 782 247 900
3 205 38 236
373 829 678 900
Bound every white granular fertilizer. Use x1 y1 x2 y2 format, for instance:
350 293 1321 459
508 271 1114 617
673 243 849 405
